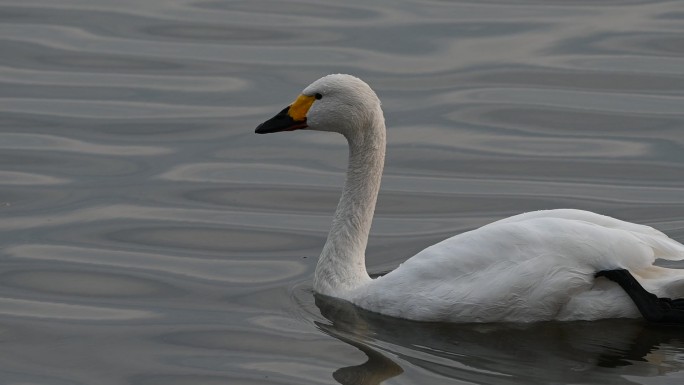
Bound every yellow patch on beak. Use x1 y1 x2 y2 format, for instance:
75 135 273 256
288 94 316 121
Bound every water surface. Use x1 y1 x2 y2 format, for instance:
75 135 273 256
1 0 683 384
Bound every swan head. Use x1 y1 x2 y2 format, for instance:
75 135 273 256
255 74 383 138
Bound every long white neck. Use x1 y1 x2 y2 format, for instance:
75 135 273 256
313 114 386 297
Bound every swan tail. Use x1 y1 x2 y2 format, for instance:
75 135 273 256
631 231 684 261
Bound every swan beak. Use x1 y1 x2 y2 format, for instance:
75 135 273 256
255 94 315 134
255 106 307 134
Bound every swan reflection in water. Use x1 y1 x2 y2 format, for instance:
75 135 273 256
314 294 684 385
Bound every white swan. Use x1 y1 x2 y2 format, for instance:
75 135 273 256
256 74 684 323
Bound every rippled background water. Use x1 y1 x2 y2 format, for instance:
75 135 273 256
1 0 684 384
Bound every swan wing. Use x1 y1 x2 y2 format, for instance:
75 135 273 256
492 209 684 261
351 209 684 322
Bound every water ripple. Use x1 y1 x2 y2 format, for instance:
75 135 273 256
0 297 155 321
0 133 171 155
7 244 307 284
442 88 684 114
0 98 257 119
0 66 248 91
0 170 69 185
392 125 653 158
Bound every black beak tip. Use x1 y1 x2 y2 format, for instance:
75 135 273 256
255 123 268 134
254 106 306 134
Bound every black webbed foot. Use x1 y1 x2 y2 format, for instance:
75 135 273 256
595 269 684 324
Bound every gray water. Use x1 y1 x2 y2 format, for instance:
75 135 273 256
1 0 684 384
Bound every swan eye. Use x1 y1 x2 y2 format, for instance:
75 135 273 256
315 93 323 100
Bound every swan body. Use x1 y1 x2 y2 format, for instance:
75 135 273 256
256 74 684 323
